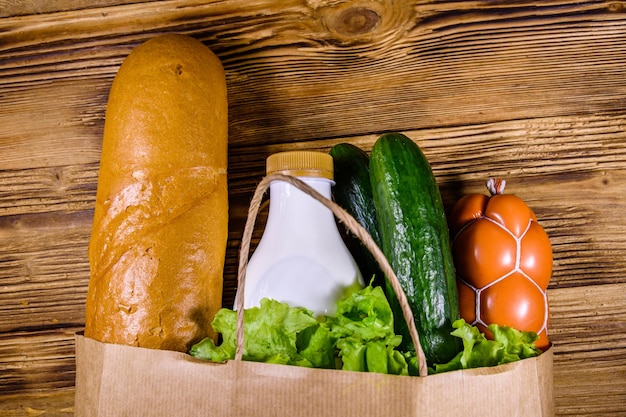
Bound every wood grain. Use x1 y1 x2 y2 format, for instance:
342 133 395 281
2 1 626 150
0 389 75 416
1 0 626 415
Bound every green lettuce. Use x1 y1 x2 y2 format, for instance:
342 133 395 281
190 284 409 375
430 319 543 374
190 286 542 377
325 284 409 375
189 298 335 368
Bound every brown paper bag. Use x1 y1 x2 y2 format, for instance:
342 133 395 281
75 334 553 416
75 173 554 416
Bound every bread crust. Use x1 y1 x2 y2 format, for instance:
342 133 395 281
85 34 228 351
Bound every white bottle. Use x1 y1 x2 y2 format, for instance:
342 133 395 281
238 150 363 317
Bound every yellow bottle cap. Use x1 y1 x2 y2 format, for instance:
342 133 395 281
266 151 334 180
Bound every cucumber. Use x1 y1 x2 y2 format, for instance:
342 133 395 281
329 143 384 288
369 133 461 365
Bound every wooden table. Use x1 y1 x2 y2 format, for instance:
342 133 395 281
2 1 626 415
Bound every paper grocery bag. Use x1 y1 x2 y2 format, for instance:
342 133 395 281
75 173 555 416
74 334 553 417
75 335 554 417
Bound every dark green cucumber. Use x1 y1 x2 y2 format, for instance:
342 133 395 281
369 132 461 366
330 143 384 288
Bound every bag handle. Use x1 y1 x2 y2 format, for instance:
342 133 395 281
234 173 429 377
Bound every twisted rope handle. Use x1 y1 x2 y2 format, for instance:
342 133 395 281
234 173 428 377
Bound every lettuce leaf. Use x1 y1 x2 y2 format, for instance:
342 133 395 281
324 285 409 375
190 298 335 368
190 287 541 377
430 319 543 374
190 284 409 375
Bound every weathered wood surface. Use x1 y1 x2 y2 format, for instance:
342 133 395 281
2 0 626 415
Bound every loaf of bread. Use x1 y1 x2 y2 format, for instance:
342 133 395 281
85 34 228 352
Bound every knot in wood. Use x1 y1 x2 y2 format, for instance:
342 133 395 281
330 6 380 36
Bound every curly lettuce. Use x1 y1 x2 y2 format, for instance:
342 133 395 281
190 285 542 377
190 298 335 368
429 319 543 374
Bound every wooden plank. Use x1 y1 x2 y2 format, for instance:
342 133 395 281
554 349 626 416
0 0 144 18
549 284 626 415
0 211 90 334
0 164 98 216
0 389 74 416
0 328 80 395
1 1 626 154
550 284 626 354
0 79 108 171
